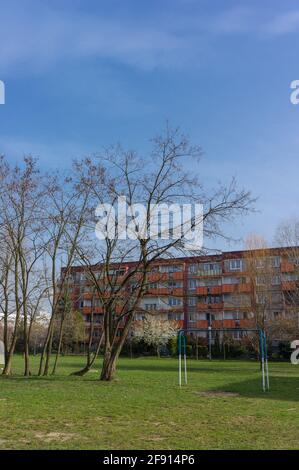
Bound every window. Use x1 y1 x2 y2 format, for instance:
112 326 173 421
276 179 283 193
92 314 102 323
188 279 197 290
224 311 233 320
168 280 182 288
290 256 299 266
145 303 157 311
224 311 240 320
115 269 125 276
151 266 159 273
149 282 158 289
271 292 282 303
135 313 146 321
270 256 280 268
224 293 250 307
223 276 239 285
188 264 198 274
256 275 266 286
198 262 221 275
188 312 199 322
204 263 221 272
198 278 221 287
195 313 205 320
168 297 182 306
203 295 222 304
233 331 242 340
168 312 183 321
93 329 101 338
107 268 124 276
74 272 81 282
271 274 281 285
229 259 243 271
206 313 215 321
282 273 299 281
82 286 91 293
160 264 182 273
255 258 265 269
83 299 92 307
257 293 267 304
188 297 197 306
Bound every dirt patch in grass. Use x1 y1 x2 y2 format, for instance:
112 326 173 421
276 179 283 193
34 432 78 442
196 391 240 398
142 436 166 442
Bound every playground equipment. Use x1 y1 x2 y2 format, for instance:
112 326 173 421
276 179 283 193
178 328 270 392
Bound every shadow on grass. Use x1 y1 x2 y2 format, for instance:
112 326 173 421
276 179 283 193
203 375 299 402
116 361 261 374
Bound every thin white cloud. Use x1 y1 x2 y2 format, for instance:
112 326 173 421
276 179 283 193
264 10 299 35
0 6 187 73
208 6 255 35
0 4 299 75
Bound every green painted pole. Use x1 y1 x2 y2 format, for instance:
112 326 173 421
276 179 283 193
178 332 182 387
263 331 270 391
183 334 187 384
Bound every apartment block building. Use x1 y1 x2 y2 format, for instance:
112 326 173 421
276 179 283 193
63 247 299 342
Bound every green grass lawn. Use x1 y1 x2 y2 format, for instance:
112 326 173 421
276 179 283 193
0 355 298 450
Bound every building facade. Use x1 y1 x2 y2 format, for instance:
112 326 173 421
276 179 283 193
63 247 299 342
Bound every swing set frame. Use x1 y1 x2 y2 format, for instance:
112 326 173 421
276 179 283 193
178 327 270 392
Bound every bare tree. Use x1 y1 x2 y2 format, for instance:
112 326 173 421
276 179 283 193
70 126 254 381
244 234 274 330
275 218 299 325
38 172 92 376
0 157 46 375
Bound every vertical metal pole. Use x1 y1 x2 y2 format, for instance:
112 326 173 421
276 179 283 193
184 335 187 384
178 332 182 387
208 313 212 360
259 330 265 392
263 331 270 391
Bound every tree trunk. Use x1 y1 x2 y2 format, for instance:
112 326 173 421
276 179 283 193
23 313 31 376
2 317 19 376
2 351 13 376
43 334 53 376
100 349 117 381
51 316 64 375
71 332 104 376
24 339 31 376
38 319 54 376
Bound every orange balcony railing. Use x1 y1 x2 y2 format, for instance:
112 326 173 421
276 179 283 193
281 262 295 273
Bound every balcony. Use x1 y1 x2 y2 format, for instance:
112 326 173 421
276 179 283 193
197 302 224 310
196 286 208 295
238 283 251 293
197 269 222 277
222 283 251 294
146 287 169 295
147 272 169 282
222 284 235 293
169 271 184 280
146 287 184 296
196 286 222 295
281 262 295 273
282 281 296 291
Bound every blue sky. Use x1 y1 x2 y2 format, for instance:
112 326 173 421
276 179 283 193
0 0 299 250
